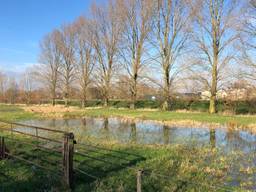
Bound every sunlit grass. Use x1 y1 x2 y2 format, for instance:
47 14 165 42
0 104 37 122
64 108 256 126
1 135 253 191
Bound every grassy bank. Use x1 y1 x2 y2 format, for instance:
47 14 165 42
2 104 256 127
63 108 256 127
0 104 37 121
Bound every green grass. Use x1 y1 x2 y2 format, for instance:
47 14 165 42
64 108 256 126
1 104 256 126
1 134 253 191
0 104 255 191
0 104 37 121
0 134 66 191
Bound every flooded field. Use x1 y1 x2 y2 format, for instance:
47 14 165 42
10 117 256 190
18 117 256 152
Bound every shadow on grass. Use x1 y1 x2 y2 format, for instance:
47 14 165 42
72 144 146 191
0 139 146 191
0 159 64 192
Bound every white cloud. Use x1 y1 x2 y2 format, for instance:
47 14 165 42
0 61 39 73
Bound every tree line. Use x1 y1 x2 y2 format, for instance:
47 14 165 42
1 0 255 114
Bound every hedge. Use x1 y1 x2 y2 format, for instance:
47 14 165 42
39 99 256 114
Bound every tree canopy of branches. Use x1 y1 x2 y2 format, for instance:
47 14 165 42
15 0 253 112
37 30 62 106
192 0 241 113
239 0 256 83
151 0 192 110
59 25 77 107
74 17 95 107
120 0 155 109
91 1 124 106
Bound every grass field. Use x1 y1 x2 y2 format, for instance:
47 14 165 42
1 137 251 191
0 104 37 121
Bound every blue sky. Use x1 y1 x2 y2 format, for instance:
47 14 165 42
0 0 101 74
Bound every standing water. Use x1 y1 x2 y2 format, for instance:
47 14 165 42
17 117 256 189
18 117 256 153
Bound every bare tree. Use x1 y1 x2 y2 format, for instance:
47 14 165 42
21 69 34 105
120 0 155 109
152 0 192 110
192 0 241 113
0 72 7 102
73 17 95 107
91 1 124 106
239 0 256 83
59 24 77 107
37 30 62 106
6 77 18 104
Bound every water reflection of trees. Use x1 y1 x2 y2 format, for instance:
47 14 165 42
101 118 109 139
49 119 56 128
210 128 216 148
81 118 87 127
44 117 255 152
130 122 137 143
163 125 170 144
63 119 70 132
225 126 256 152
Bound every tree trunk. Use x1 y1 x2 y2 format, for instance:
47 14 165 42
130 74 137 109
103 86 109 107
209 96 216 114
81 88 87 108
103 98 108 107
162 68 170 111
209 44 218 114
52 98 56 106
162 96 170 111
81 99 86 108
64 97 68 107
64 92 68 107
64 83 69 107
210 128 216 149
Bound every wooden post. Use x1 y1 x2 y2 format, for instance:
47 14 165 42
63 132 74 188
137 169 143 192
0 137 5 159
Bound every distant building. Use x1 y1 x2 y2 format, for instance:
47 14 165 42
144 95 157 101
200 90 227 100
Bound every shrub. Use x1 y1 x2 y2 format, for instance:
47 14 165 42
37 98 256 114
190 100 209 112
135 100 161 109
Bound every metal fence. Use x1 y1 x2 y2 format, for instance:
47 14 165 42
0 120 242 191
0 120 144 189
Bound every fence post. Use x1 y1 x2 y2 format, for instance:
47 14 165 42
63 132 74 188
137 169 143 192
0 136 5 159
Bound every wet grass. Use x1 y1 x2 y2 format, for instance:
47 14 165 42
0 104 255 191
1 135 254 191
64 108 256 126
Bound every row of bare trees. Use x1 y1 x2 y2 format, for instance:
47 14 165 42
0 71 39 104
22 0 256 113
